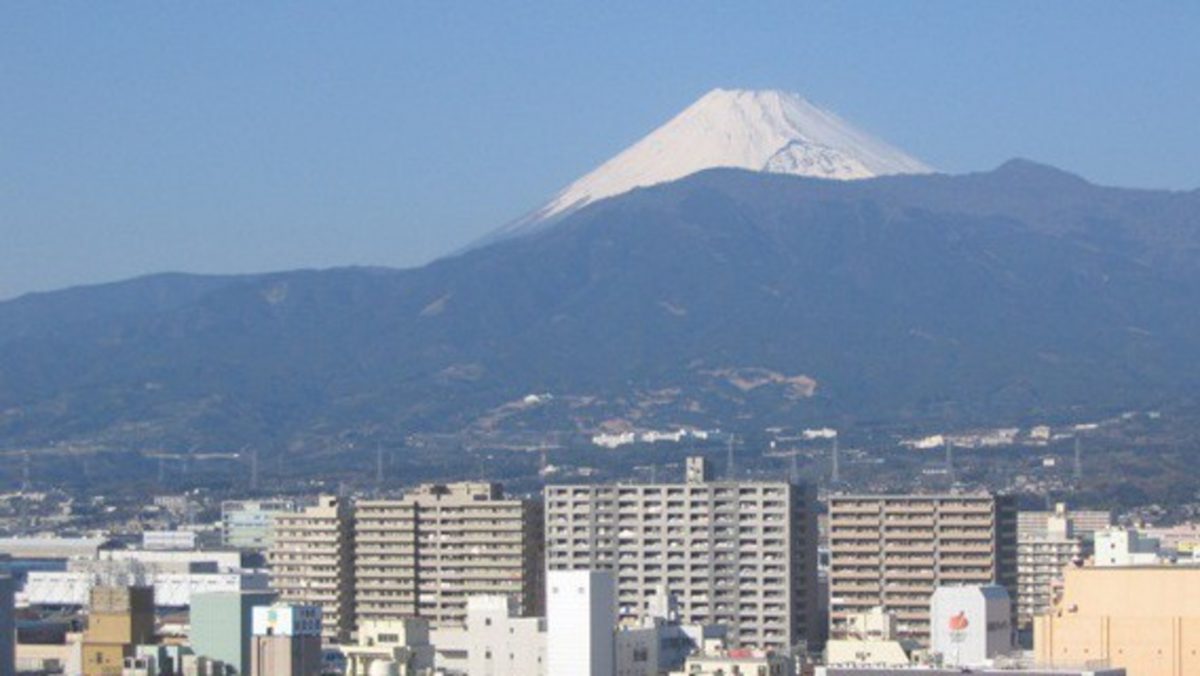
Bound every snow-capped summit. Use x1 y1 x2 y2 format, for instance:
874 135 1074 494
484 88 931 243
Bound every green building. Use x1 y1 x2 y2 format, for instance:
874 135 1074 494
191 590 277 674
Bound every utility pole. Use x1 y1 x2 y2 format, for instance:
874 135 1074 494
250 447 260 492
1073 435 1083 484
831 434 841 484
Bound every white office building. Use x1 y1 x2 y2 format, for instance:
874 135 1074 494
1092 527 1161 566
929 585 1013 668
548 569 617 676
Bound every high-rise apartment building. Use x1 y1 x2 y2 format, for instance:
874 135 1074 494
827 493 1017 644
354 482 543 628
1016 505 1084 627
544 457 820 653
1017 508 1110 541
268 495 355 643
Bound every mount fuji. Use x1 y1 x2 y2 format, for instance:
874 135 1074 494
481 88 931 244
3 90 1200 471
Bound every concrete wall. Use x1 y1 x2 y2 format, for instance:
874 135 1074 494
1035 566 1200 676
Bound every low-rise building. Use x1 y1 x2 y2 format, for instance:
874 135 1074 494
1092 528 1161 567
249 604 323 676
190 590 277 674
670 640 792 676
340 618 436 675
80 585 154 676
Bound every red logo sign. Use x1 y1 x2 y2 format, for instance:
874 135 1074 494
948 611 969 632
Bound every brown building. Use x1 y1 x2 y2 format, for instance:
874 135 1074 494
355 482 543 628
1035 566 1200 676
268 495 355 643
827 493 1018 644
81 586 155 676
250 634 322 676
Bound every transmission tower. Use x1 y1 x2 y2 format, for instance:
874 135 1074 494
1073 435 1083 484
726 435 737 480
831 434 841 484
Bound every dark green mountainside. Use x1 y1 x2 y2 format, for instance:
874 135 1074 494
3 161 1200 454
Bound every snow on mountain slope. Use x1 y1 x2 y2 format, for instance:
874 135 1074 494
484 88 931 243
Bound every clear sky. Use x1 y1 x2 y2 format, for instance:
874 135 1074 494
3 2 1199 299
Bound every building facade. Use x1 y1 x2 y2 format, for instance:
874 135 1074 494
827 493 1018 644
1035 566 1200 676
547 569 617 676
80 586 155 676
1017 506 1084 627
545 457 821 653
354 482 543 628
250 604 323 676
190 590 278 674
268 495 355 643
222 499 300 551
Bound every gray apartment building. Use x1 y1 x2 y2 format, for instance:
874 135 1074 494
827 492 1018 645
544 456 820 654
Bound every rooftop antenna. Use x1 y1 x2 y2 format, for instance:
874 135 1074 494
831 433 841 484
726 435 737 480
790 452 800 485
1073 435 1083 484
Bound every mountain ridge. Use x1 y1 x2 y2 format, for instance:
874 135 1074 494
3 162 1200 456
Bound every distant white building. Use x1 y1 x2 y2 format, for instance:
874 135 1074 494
547 570 616 676
141 530 196 551
221 499 300 551
1093 527 1161 566
929 585 1013 668
20 548 264 607
464 596 546 676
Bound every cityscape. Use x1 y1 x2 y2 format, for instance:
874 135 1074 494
3 3 1200 676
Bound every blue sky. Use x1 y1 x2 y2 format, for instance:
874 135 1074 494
3 3 1199 298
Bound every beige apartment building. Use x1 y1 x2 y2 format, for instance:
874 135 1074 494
1018 507 1111 540
354 482 543 628
544 457 821 653
1035 566 1200 676
268 495 355 643
827 493 1017 644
